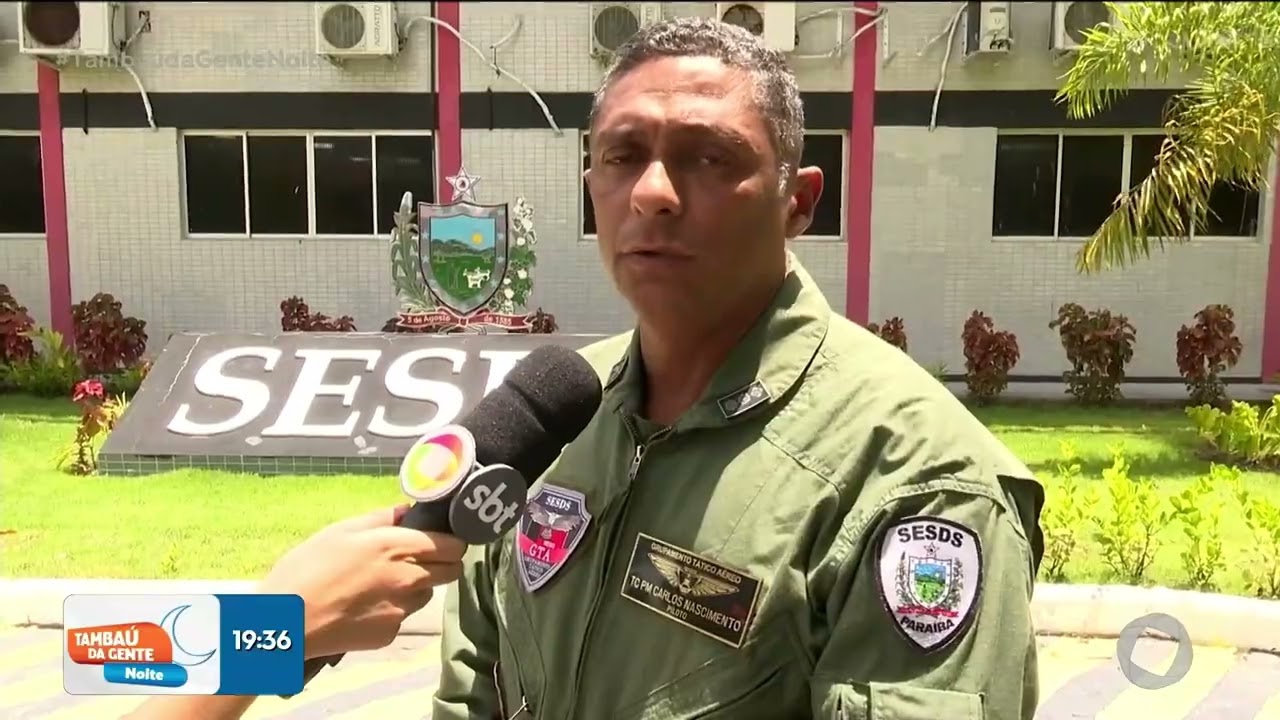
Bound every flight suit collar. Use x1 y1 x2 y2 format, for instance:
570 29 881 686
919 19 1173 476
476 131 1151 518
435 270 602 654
603 251 831 431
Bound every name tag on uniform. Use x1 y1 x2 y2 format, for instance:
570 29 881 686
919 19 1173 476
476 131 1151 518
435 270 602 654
620 533 762 648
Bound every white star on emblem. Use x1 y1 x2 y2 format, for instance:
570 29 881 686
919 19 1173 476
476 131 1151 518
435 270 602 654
445 166 481 203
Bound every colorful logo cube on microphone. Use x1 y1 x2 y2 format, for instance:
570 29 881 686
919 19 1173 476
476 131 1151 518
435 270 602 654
400 425 477 502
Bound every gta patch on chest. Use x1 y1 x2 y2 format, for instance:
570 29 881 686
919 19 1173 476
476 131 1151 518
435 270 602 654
513 484 592 592
876 516 983 652
620 533 762 648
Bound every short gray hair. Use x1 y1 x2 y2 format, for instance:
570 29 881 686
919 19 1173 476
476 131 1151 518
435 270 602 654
587 16 805 188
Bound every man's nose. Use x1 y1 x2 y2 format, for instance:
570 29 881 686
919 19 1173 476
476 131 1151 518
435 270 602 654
631 160 681 216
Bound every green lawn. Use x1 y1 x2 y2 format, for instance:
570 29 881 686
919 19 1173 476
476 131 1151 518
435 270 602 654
2 395 1278 592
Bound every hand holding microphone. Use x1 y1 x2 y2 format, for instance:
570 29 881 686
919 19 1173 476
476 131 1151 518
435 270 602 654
296 344 604 687
255 504 466 661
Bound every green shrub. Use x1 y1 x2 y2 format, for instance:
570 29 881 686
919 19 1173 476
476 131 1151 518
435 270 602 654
1 327 82 397
1226 468 1280 599
1167 470 1227 591
1091 447 1170 585
1186 397 1280 468
1038 441 1099 583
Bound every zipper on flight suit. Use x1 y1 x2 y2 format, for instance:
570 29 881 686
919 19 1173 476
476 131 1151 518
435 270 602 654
562 417 674 719
494 662 532 719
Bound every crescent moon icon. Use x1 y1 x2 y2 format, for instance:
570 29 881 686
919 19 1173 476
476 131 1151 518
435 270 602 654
159 604 217 667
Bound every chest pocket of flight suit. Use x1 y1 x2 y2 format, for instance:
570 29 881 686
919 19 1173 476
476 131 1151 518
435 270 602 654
611 617 805 720
830 683 985 720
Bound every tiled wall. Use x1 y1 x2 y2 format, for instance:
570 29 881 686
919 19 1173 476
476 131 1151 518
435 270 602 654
12 1 436 93
871 126 1273 377
458 2 853 93
876 1 1191 92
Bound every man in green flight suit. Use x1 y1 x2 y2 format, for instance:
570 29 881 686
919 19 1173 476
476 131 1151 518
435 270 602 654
434 16 1044 720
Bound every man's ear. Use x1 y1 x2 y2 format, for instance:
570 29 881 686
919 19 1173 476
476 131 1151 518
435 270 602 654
785 166 824 239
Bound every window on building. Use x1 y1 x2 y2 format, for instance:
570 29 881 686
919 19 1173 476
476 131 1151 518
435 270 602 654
800 132 845 238
993 131 1261 239
580 130 849 239
1128 133 1260 237
581 132 596 237
0 135 46 235
183 132 435 236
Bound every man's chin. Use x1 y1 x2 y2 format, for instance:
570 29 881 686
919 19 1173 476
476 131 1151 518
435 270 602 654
622 287 707 325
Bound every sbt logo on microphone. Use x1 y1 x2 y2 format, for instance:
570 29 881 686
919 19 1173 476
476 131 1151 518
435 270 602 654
450 465 527 543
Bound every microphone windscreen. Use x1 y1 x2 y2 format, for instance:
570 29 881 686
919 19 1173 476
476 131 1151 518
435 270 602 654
461 344 605 481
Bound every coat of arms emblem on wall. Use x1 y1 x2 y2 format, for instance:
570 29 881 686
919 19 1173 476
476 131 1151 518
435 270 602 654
388 168 541 332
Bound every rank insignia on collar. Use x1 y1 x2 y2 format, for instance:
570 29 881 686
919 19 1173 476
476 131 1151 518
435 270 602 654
606 360 625 389
514 485 592 593
716 380 771 419
876 516 982 653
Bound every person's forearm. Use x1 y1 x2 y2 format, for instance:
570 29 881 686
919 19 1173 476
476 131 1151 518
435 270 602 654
120 694 257 720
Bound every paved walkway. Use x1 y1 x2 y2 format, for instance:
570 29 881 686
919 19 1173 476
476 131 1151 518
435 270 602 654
5 629 1280 719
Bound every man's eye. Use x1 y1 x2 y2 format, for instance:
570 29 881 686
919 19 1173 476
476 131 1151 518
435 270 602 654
699 154 729 166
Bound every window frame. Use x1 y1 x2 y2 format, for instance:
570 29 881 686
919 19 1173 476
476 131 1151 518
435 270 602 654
0 130 46 239
796 129 848 242
992 128 1265 243
180 129 436 240
578 128 851 242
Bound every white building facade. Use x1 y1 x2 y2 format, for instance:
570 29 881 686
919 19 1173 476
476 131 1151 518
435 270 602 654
0 1 1275 380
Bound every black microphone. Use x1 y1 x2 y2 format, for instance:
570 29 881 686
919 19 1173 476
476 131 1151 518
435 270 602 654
292 344 603 692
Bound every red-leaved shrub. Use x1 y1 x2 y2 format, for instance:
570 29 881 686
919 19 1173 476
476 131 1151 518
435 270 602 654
1176 304 1243 407
866 317 908 352
72 293 147 375
508 309 559 334
1048 303 1136 405
0 284 35 366
281 297 357 332
57 378 129 475
961 310 1020 404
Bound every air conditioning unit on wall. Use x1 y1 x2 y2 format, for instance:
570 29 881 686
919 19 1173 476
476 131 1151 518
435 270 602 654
963 1 1011 56
1051 0 1111 52
717 2 796 52
17 1 125 58
314 1 399 58
589 3 662 58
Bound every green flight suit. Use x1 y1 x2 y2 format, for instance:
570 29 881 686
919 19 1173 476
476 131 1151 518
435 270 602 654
433 255 1045 720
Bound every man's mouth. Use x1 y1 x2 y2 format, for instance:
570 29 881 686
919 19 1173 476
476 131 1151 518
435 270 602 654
626 248 691 259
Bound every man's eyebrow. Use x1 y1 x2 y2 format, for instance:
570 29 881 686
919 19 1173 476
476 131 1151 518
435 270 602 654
600 122 752 146
692 124 752 147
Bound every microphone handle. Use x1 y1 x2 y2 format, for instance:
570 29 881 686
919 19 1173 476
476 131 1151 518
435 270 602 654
288 499 455 696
